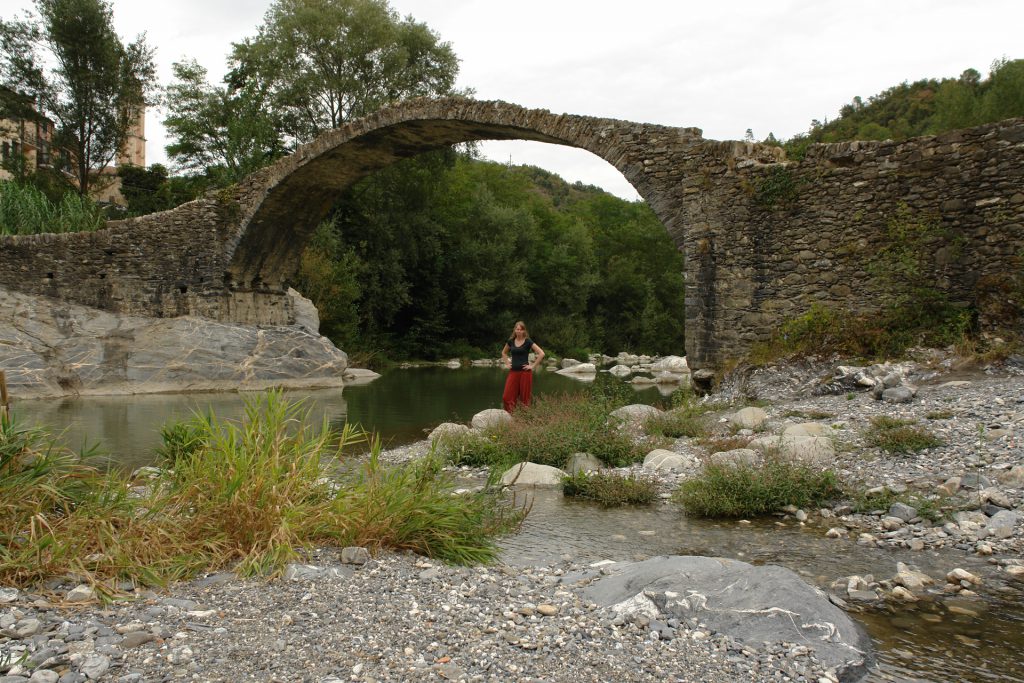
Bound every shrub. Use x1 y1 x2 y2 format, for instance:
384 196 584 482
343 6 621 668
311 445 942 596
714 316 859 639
863 416 943 454
673 458 842 518
562 471 658 507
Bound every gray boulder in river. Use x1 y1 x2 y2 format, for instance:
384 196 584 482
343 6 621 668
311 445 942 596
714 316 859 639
583 555 872 681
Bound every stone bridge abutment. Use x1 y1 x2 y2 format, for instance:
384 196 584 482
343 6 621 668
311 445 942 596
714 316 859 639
1 98 1021 370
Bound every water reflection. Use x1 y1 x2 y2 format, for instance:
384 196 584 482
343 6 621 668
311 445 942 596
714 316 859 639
13 367 676 471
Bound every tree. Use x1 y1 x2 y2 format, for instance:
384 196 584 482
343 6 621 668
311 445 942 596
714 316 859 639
163 59 285 185
232 0 459 143
0 0 156 196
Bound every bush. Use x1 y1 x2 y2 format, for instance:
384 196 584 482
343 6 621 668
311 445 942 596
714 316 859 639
673 458 842 518
562 471 658 507
863 416 943 454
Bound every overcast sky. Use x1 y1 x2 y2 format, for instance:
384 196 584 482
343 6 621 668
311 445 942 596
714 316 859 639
3 0 1021 199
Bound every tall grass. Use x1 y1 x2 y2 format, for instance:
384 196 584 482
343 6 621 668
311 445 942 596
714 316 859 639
0 392 524 591
863 416 943 454
673 457 842 518
0 180 103 235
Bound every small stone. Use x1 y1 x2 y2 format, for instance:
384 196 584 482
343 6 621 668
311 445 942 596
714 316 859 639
0 587 18 603
340 547 370 565
65 585 95 602
29 671 60 683
537 604 558 617
80 654 110 680
946 568 982 586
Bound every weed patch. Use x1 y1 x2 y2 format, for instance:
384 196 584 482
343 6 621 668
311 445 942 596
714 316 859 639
673 458 841 518
562 471 658 507
863 416 943 454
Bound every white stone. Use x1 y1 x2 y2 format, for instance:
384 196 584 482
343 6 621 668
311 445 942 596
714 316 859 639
643 449 693 472
650 355 689 373
428 422 470 444
708 448 760 468
782 422 830 437
608 364 632 377
610 404 662 423
66 584 95 602
500 462 566 487
557 363 597 375
81 654 111 680
730 407 767 430
471 408 512 431
342 367 381 384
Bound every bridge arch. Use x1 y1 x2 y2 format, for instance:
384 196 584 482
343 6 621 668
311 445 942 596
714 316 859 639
226 97 704 291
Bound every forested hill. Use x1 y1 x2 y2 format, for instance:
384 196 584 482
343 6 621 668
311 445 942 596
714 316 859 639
781 57 1024 156
296 151 686 363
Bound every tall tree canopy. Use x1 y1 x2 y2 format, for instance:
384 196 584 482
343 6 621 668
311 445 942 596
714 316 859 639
0 0 156 196
163 0 459 179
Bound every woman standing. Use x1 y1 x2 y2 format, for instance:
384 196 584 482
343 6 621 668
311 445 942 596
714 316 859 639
501 321 545 413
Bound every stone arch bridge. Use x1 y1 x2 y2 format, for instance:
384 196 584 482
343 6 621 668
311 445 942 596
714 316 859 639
1 97 1021 369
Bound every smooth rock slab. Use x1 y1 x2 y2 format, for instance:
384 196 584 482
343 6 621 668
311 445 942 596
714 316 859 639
583 555 872 681
730 407 767 429
609 404 662 423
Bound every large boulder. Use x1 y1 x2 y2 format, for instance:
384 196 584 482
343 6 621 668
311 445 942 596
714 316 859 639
428 422 470 444
557 363 597 375
583 556 872 681
471 408 511 431
642 449 694 472
730 406 768 430
609 404 662 424
566 452 604 475
650 355 688 373
499 462 566 487
608 364 633 378
0 287 348 398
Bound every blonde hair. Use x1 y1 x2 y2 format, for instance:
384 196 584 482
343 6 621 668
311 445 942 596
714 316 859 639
510 320 529 337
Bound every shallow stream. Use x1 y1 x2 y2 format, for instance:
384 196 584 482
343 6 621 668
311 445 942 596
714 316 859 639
13 367 1024 682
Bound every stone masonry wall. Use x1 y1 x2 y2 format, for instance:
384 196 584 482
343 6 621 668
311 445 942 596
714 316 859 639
680 118 1024 367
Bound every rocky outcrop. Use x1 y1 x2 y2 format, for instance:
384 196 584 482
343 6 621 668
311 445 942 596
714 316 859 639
0 287 348 398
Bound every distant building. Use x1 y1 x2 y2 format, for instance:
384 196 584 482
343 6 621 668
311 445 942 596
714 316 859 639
0 88 146 207
0 88 63 180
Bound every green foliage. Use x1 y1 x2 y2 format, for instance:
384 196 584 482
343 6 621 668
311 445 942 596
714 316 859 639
0 179 103 234
439 391 643 470
863 416 943 454
753 166 803 209
673 458 842 518
116 164 205 217
644 410 711 439
163 59 286 184
850 487 945 523
0 0 156 196
235 0 459 141
780 57 1024 156
311 153 685 360
562 471 658 507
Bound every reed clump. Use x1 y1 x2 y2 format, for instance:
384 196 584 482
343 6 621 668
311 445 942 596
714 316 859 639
0 391 523 592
